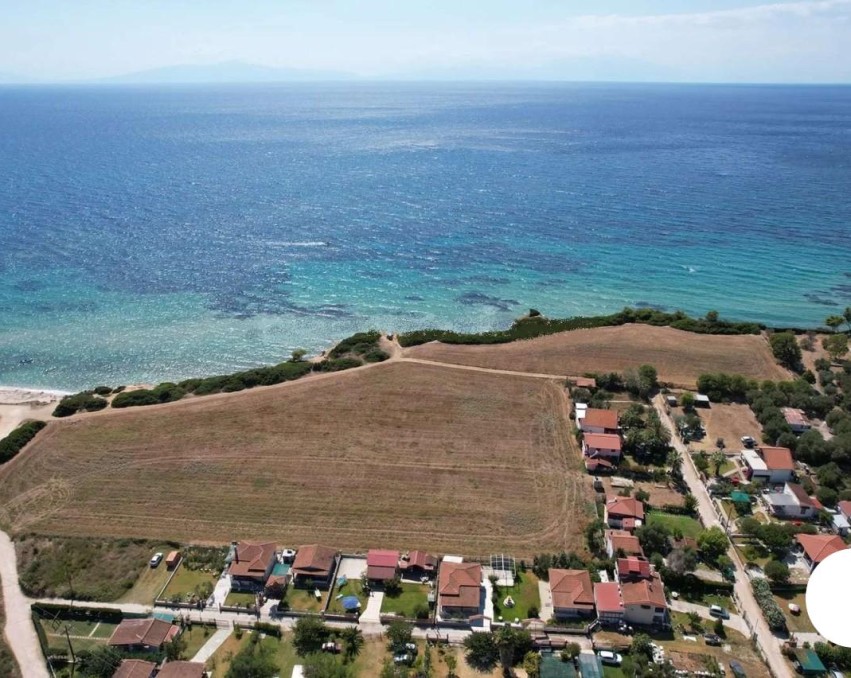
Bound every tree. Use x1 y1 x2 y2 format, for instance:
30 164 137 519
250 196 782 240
697 526 729 565
463 632 499 671
756 523 793 555
293 617 330 656
710 450 726 477
290 348 308 362
585 520 606 556
385 620 414 653
764 559 791 585
706 310 719 323
76 646 124 678
444 653 458 678
303 653 354 678
713 617 725 637
845 307 851 332
826 315 845 332
681 392 696 411
523 651 542 678
226 639 279 678
630 633 654 661
683 494 698 515
636 523 672 557
667 547 698 575
824 334 849 362
166 632 188 661
635 488 651 503
770 332 803 371
562 643 581 661
339 626 364 663
693 452 710 474
686 611 703 631
384 575 403 597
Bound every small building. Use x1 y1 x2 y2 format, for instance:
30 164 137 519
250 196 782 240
366 549 400 583
782 407 812 434
580 408 619 434
548 569 595 620
796 534 847 572
165 551 181 570
765 483 822 521
621 572 668 627
694 394 711 407
665 395 678 407
438 560 482 619
113 660 157 678
830 511 850 536
399 550 438 579
604 498 645 532
291 544 339 589
582 433 622 463
229 541 277 591
585 458 615 474
796 649 827 676
109 619 179 652
742 446 795 485
605 530 644 559
568 376 597 390
157 661 207 678
594 581 625 624
615 556 652 582
838 500 851 522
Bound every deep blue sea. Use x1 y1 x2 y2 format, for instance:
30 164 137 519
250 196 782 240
1 83 850 391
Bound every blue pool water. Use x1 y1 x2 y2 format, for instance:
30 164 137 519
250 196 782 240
1 83 850 390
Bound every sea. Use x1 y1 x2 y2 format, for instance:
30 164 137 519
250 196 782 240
1 82 850 391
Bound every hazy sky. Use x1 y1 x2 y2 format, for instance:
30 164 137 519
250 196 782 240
2 0 851 82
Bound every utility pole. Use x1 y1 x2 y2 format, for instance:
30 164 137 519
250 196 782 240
64 625 76 678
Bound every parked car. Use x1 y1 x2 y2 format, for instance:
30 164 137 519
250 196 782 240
404 643 418 654
741 436 756 448
709 605 730 620
394 653 414 666
598 651 623 666
704 634 722 646
149 552 163 568
321 642 340 654
730 660 747 678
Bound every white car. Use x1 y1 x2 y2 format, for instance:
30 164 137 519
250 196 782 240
149 552 163 568
598 651 623 666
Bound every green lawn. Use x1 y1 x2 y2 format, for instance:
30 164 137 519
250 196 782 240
646 511 703 538
328 579 368 615
118 559 173 604
492 572 541 623
603 665 627 678
381 582 430 618
281 586 326 612
160 565 217 603
207 631 298 677
225 590 258 608
180 624 216 659
773 591 816 633
679 590 734 610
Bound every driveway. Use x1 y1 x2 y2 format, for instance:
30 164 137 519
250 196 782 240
359 591 384 624
191 627 231 663
669 599 749 636
537 580 554 623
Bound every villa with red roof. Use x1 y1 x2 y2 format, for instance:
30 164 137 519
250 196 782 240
621 572 668 627
400 550 438 579
796 533 847 572
605 497 645 532
606 530 644 558
583 433 622 463
548 569 595 620
113 660 157 678
594 582 625 624
742 446 795 485
366 549 400 583
109 619 179 652
229 541 277 591
616 556 652 582
438 561 482 619
580 408 620 434
291 544 339 589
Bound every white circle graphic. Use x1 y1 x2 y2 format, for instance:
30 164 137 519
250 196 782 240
806 548 851 647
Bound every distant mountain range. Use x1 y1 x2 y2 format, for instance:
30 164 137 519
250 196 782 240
101 61 356 84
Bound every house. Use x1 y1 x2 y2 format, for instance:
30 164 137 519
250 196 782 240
621 572 668 627
438 561 482 618
585 458 615 474
616 556 652 582
580 408 619 434
742 446 795 485
765 483 822 521
582 433 622 463
594 582 624 624
158 661 207 678
839 500 851 522
366 549 400 583
605 530 644 558
604 498 645 532
796 534 847 572
109 619 179 652
548 569 595 619
229 541 277 591
830 510 850 536
399 550 438 578
291 544 339 589
165 551 181 570
782 407 812 434
113 660 157 678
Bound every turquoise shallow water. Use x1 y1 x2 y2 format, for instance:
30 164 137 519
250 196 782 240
1 83 850 391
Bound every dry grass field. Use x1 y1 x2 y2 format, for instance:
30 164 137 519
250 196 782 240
685 402 764 452
0 361 593 557
404 324 791 387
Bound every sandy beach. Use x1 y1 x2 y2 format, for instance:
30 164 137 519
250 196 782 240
0 387 65 439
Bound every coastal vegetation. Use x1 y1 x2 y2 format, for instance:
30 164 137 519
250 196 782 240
52 391 109 417
0 420 46 464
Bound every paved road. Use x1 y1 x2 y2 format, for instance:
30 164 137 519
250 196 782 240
0 530 50 678
653 397 793 678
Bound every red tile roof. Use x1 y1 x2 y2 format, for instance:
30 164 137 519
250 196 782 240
607 498 645 520
584 433 622 452
439 562 481 610
594 582 624 614
400 550 437 571
621 572 667 609
758 446 795 471
617 556 651 580
113 660 157 678
229 541 276 579
292 544 338 578
570 377 597 389
157 662 206 678
786 483 818 508
548 569 594 612
608 530 644 556
582 408 619 430
782 408 809 427
109 619 177 648
839 500 851 519
585 458 614 472
797 534 846 564
367 550 400 580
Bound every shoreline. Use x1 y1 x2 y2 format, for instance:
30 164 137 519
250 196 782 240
0 386 68 406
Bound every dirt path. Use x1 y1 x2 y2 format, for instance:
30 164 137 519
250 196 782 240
0 530 49 678
398 357 565 380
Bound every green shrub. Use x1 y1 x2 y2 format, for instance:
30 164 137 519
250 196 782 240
112 383 186 408
93 385 113 396
52 391 108 417
313 358 362 372
0 420 47 464
751 578 786 631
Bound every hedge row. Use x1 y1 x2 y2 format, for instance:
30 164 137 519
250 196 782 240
398 307 762 347
33 602 124 624
751 578 786 631
0 420 47 464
